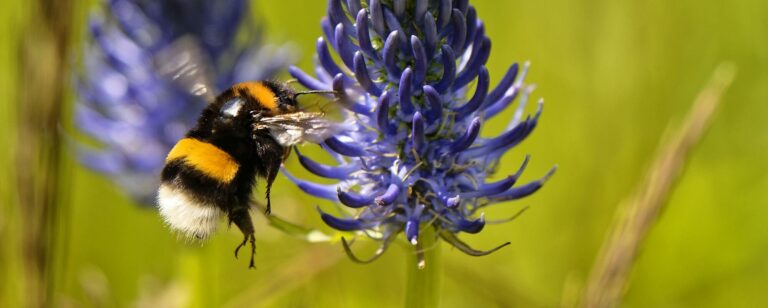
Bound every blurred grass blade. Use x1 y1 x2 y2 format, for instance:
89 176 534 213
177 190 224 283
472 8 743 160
251 202 333 242
581 63 736 308
222 245 342 307
16 0 75 307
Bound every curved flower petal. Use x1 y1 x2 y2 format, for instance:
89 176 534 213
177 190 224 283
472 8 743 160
318 207 365 231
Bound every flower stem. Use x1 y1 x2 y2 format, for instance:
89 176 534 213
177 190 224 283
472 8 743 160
405 226 442 308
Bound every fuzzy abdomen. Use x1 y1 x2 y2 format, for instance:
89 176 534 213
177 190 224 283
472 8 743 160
158 137 254 239
165 138 240 183
157 183 223 239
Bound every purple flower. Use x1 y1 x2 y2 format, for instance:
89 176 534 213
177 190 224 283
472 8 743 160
288 0 556 263
74 0 294 204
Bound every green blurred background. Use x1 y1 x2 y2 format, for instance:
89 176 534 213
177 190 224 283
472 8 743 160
2 0 767 307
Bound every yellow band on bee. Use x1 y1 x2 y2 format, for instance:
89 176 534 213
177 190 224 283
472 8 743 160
166 138 239 183
233 82 278 112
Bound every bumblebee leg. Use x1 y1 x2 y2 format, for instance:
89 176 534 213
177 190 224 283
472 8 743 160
264 162 279 215
230 207 256 268
248 234 256 269
233 233 257 269
234 233 249 258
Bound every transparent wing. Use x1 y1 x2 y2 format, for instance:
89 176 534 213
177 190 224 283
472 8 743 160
154 36 217 103
253 112 343 146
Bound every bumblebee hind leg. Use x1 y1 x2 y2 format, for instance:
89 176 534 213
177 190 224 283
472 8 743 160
229 207 256 269
263 159 280 215
234 232 256 269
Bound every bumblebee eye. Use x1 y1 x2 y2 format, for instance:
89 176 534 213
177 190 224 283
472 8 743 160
221 98 245 117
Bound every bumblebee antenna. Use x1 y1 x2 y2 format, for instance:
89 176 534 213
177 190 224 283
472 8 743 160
294 90 337 98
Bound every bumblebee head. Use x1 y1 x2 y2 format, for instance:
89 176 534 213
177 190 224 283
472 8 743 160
197 81 338 142
230 81 298 116
200 81 290 136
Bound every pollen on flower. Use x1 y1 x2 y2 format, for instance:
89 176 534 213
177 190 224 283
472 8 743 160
288 0 556 264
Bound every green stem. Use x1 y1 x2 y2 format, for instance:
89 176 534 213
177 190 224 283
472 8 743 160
405 226 442 308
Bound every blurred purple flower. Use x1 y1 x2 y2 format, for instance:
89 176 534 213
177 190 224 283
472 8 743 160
288 0 555 262
74 0 294 204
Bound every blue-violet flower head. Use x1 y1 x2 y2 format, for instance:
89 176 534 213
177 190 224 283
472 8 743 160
287 0 556 264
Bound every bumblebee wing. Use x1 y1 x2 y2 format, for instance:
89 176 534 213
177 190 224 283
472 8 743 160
154 36 217 103
254 112 342 146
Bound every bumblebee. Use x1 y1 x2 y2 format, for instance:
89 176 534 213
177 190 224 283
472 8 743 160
155 39 338 268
